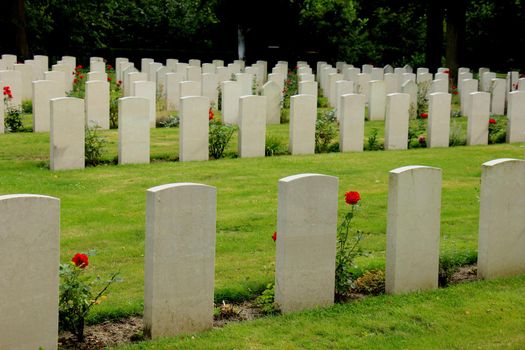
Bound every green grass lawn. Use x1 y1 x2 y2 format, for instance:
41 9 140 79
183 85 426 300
1 110 524 348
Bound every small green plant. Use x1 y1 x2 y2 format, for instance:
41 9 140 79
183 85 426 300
439 250 477 287
109 80 123 129
353 269 385 295
265 135 287 156
85 123 108 166
22 99 32 113
408 119 427 149
59 252 119 342
282 69 298 109
315 109 337 153
449 119 466 146
366 128 382 151
335 191 366 300
417 81 430 115
3 86 23 132
488 117 506 144
209 109 235 159
69 65 86 98
254 283 279 315
160 115 179 128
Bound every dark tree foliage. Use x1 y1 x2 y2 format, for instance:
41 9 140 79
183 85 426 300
0 0 523 72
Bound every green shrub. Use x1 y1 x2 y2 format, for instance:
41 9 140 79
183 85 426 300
22 99 32 113
365 128 383 151
209 119 235 159
159 115 179 128
4 105 23 132
315 109 337 153
85 123 108 166
254 283 279 315
353 269 385 295
449 120 466 146
265 135 287 156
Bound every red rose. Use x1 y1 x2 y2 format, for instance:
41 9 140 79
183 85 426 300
72 253 89 268
117 80 122 86
452 91 458 95
79 75 84 79
73 78 78 84
107 77 112 82
418 136 426 144
345 191 361 205
107 64 113 70
272 231 277 242
209 108 214 120
420 113 428 119
489 118 496 125
443 69 450 74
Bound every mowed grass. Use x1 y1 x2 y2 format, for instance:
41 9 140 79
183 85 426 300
1 113 525 347
119 275 525 350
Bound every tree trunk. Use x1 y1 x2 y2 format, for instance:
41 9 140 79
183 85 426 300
14 0 29 57
425 0 444 72
445 0 466 79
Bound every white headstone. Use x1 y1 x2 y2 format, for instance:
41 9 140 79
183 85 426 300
44 71 67 95
118 97 150 164
141 58 154 73
221 81 241 125
0 194 60 350
460 79 478 117
289 94 316 155
384 93 410 150
275 174 338 313
506 91 525 143
179 96 209 161
202 73 219 108
165 72 184 111
32 80 64 132
144 183 216 338
340 93 365 152
262 81 281 124
0 69 23 106
235 73 254 96
335 80 353 121
490 78 505 115
186 66 202 83
466 92 490 145
427 92 451 148
87 71 108 82
50 97 85 170
238 95 267 158
386 166 441 294
133 80 156 127
85 80 110 129
477 159 525 280
368 80 386 121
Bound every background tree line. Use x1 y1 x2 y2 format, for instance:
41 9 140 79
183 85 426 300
1 0 523 73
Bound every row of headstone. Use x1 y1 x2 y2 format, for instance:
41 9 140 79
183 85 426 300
41 86 525 170
3 158 524 346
